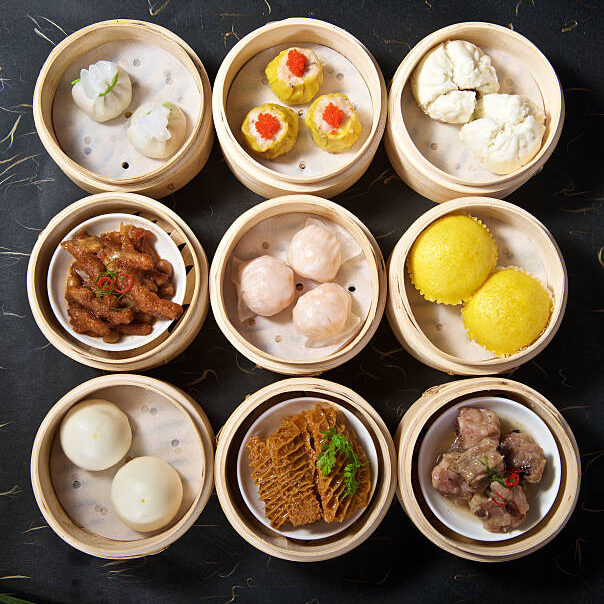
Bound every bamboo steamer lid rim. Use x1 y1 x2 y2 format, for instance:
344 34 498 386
212 17 387 185
33 19 208 187
30 374 215 559
209 194 384 370
214 377 397 562
395 377 581 562
389 196 567 371
387 21 564 189
26 192 209 369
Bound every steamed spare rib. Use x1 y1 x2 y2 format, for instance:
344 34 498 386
60 224 183 343
246 403 372 529
431 406 546 533
500 431 547 483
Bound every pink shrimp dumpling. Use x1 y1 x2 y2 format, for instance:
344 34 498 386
287 223 342 283
239 255 295 317
292 282 352 341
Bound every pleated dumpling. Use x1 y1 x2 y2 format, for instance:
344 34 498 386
241 103 299 159
292 283 360 347
287 222 342 283
71 60 132 122
305 93 362 153
235 255 295 318
127 102 187 159
265 47 323 105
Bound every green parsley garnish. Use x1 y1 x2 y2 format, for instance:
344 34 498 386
316 427 366 497
97 71 119 98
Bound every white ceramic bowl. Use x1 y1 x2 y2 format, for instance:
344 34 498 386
418 396 561 542
47 213 186 351
237 396 378 540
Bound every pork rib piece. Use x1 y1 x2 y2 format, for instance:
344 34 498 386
431 450 473 505
453 437 504 493
455 407 501 449
469 482 529 532
500 431 546 483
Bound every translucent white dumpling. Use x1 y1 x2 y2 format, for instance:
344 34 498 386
127 102 187 159
60 399 131 471
287 222 342 282
237 255 295 317
71 60 132 122
110 456 183 532
292 282 360 347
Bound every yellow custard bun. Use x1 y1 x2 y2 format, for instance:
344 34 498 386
265 47 323 105
462 267 552 357
407 215 497 305
241 103 299 159
305 93 362 153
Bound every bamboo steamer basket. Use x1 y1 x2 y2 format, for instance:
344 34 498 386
33 19 214 198
385 22 564 203
386 197 567 375
31 374 215 559
215 378 396 561
210 195 387 376
394 377 580 562
212 18 387 198
27 192 209 371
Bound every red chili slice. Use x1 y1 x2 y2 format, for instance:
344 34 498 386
505 470 520 488
114 273 133 293
491 492 507 508
95 276 114 291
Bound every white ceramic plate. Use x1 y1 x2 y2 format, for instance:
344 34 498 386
47 213 187 352
418 396 561 542
237 397 378 540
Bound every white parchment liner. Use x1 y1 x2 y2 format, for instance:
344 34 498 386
50 385 204 541
405 215 551 361
402 45 545 183
53 40 201 179
225 214 372 362
227 43 373 177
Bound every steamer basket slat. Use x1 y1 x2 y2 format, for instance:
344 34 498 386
27 193 209 371
395 377 580 562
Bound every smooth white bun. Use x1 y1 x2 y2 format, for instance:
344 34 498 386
59 399 132 471
412 40 499 124
238 255 295 317
460 93 546 174
287 223 342 283
127 101 187 159
293 282 358 346
111 456 183 532
71 61 132 122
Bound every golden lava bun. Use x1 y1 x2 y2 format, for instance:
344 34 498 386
407 215 497 305
60 399 132 471
111 456 183 532
241 103 299 159
462 267 552 356
265 47 323 105
305 93 362 153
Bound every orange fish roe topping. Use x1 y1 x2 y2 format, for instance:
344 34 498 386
286 49 307 78
255 112 281 139
322 103 345 132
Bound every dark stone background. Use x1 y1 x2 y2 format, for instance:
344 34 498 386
0 1 602 602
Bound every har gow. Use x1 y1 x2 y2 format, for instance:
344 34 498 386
287 222 342 283
292 282 360 347
236 255 295 318
127 101 187 159
71 60 132 122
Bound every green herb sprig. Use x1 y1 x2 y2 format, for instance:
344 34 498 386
479 457 507 487
316 427 366 497
71 71 119 98
91 259 135 310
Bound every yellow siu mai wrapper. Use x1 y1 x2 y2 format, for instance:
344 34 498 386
462 267 552 356
305 93 362 153
265 47 323 105
241 103 299 159
407 214 498 305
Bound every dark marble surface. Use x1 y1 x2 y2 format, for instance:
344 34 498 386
0 1 602 602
